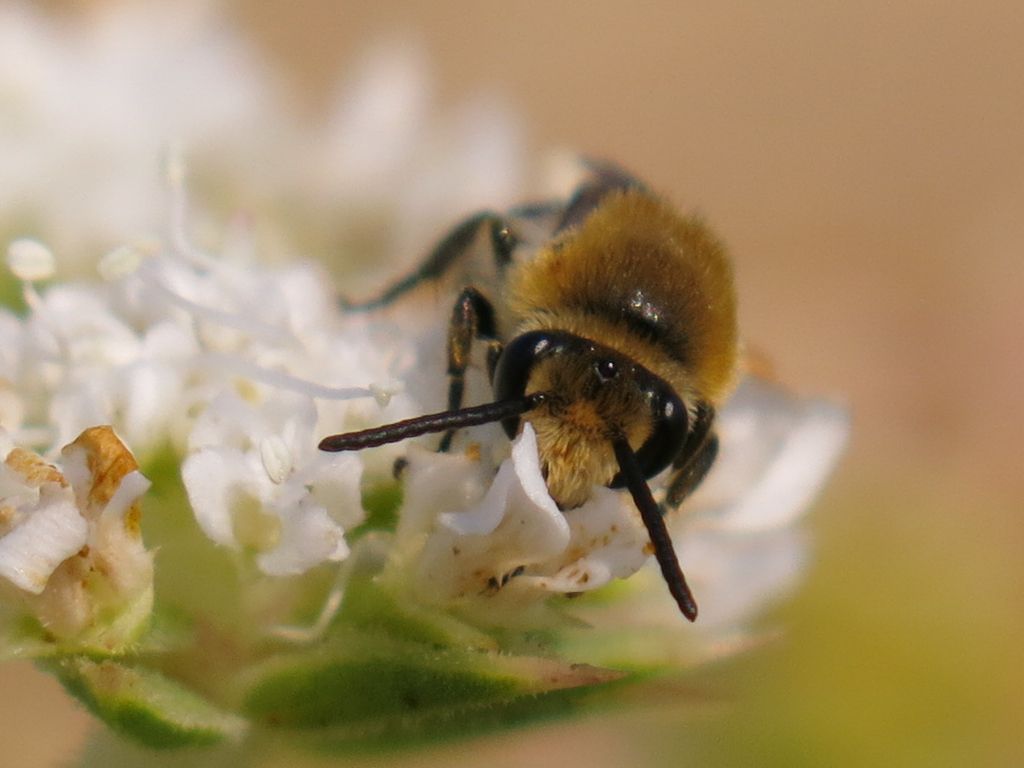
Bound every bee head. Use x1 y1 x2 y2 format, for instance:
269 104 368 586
493 331 689 508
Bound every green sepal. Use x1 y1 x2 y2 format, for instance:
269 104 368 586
335 566 499 650
238 628 623 745
303 674 632 753
46 656 248 748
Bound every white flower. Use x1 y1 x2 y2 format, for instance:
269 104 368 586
0 10 525 581
2 155 439 579
20 279 194 453
0 5 524 285
0 6 524 585
398 424 650 608
1 218 406 579
182 391 362 576
0 426 152 649
0 3 281 262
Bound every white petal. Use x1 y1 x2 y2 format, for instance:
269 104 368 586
396 447 489 542
0 494 87 593
99 469 151 525
181 449 246 548
255 500 348 576
119 361 183 449
687 377 850 532
323 43 428 193
511 423 562 516
186 393 252 452
412 426 572 600
440 424 563 539
440 458 517 536
548 487 650 590
681 527 809 630
303 452 364 530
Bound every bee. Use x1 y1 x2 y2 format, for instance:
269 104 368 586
320 163 738 621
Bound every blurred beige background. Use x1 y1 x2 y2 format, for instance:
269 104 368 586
7 1 1023 766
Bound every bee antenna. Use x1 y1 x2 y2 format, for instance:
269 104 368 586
319 392 548 452
612 438 698 622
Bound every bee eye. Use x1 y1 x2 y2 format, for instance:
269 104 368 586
493 330 571 438
608 382 689 487
594 359 619 381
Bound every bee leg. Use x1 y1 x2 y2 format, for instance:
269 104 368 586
485 340 503 381
665 433 719 509
438 286 502 452
664 403 717 509
341 211 512 310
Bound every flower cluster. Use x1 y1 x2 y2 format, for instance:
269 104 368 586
2 210 421 586
0 3 523 273
0 3 848 758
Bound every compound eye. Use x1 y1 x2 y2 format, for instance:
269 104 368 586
594 358 619 382
635 392 689 478
492 331 569 438
608 385 689 487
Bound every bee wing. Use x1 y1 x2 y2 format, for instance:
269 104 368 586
553 159 646 233
682 376 851 533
